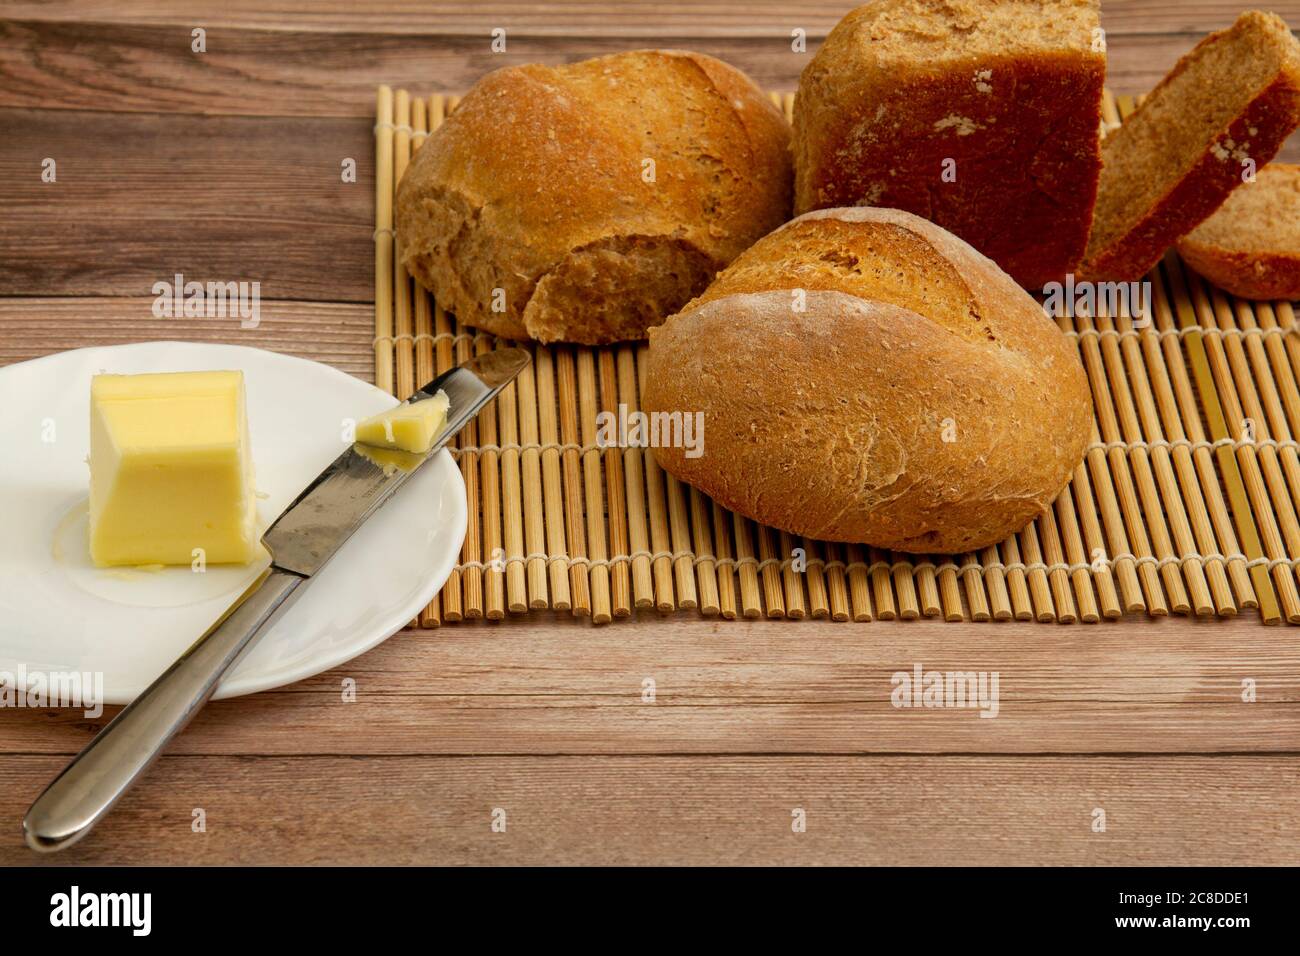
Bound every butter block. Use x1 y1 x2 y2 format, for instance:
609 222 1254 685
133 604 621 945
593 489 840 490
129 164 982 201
89 370 259 567
355 391 449 454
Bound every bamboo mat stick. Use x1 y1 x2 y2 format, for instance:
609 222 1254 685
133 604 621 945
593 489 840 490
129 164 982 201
844 544 873 622
732 515 762 618
935 555 962 622
712 500 739 619
1000 536 1034 621
495 355 527 612
958 553 990 622
374 86 395 395
822 543 850 621
455 328 484 619
533 347 573 611
597 350 633 616
556 348 592 616
617 347 654 608
391 91 416 404
978 546 1012 621
576 348 613 623
756 524 787 618
868 548 896 620
514 348 550 609
412 99 436 390
474 335 506 619
890 553 921 620
690 489 721 616
802 538 829 619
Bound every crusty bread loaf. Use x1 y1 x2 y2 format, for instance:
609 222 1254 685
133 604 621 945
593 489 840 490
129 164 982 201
1176 163 1300 300
1081 11 1300 282
396 50 792 345
792 0 1105 290
643 207 1092 554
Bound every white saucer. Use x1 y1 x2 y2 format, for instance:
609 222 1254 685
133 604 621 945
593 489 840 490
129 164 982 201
0 342 466 703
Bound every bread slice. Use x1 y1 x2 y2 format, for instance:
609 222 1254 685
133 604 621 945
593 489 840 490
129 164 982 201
792 0 1105 289
1176 163 1300 299
1081 11 1300 282
396 50 792 345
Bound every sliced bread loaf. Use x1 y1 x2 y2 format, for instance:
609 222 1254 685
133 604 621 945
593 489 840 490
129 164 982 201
1176 163 1300 300
792 0 1105 290
1081 11 1300 282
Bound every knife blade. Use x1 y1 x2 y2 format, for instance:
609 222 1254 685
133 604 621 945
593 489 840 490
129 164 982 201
23 348 530 852
266 346 530 576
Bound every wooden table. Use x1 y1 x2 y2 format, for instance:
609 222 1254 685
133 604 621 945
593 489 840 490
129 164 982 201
2 1 1298 866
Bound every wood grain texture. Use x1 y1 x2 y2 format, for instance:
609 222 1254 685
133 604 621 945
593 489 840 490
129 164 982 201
0 108 372 300
2 0 1293 35
0 298 374 377
4 15 1298 118
3 616 1297 758
0 753 1295 865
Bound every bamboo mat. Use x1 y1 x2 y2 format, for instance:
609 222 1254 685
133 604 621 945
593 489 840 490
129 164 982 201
375 85 1300 626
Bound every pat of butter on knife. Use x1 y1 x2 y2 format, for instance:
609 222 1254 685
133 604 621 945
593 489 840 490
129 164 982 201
355 391 449 454
88 370 260 568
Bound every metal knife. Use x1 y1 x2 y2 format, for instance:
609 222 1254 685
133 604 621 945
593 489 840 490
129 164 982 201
23 348 531 852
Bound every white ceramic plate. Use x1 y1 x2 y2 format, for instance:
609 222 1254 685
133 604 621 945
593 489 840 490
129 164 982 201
0 342 466 703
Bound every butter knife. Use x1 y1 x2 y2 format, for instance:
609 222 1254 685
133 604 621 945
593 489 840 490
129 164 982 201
23 347 530 852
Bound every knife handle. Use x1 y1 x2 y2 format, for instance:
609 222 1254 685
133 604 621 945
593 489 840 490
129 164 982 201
22 567 305 852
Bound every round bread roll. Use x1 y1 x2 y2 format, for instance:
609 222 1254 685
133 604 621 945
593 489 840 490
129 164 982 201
396 50 792 345
643 207 1092 554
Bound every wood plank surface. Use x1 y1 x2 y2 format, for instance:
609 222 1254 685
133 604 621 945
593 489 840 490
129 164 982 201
1 0 1290 36
0 298 374 376
4 13 1298 119
0 109 372 300
0 754 1294 865
3 616 1297 757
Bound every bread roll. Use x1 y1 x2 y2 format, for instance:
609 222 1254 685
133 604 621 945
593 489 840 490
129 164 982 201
1176 163 1300 300
396 50 792 345
643 207 1092 554
792 0 1105 290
